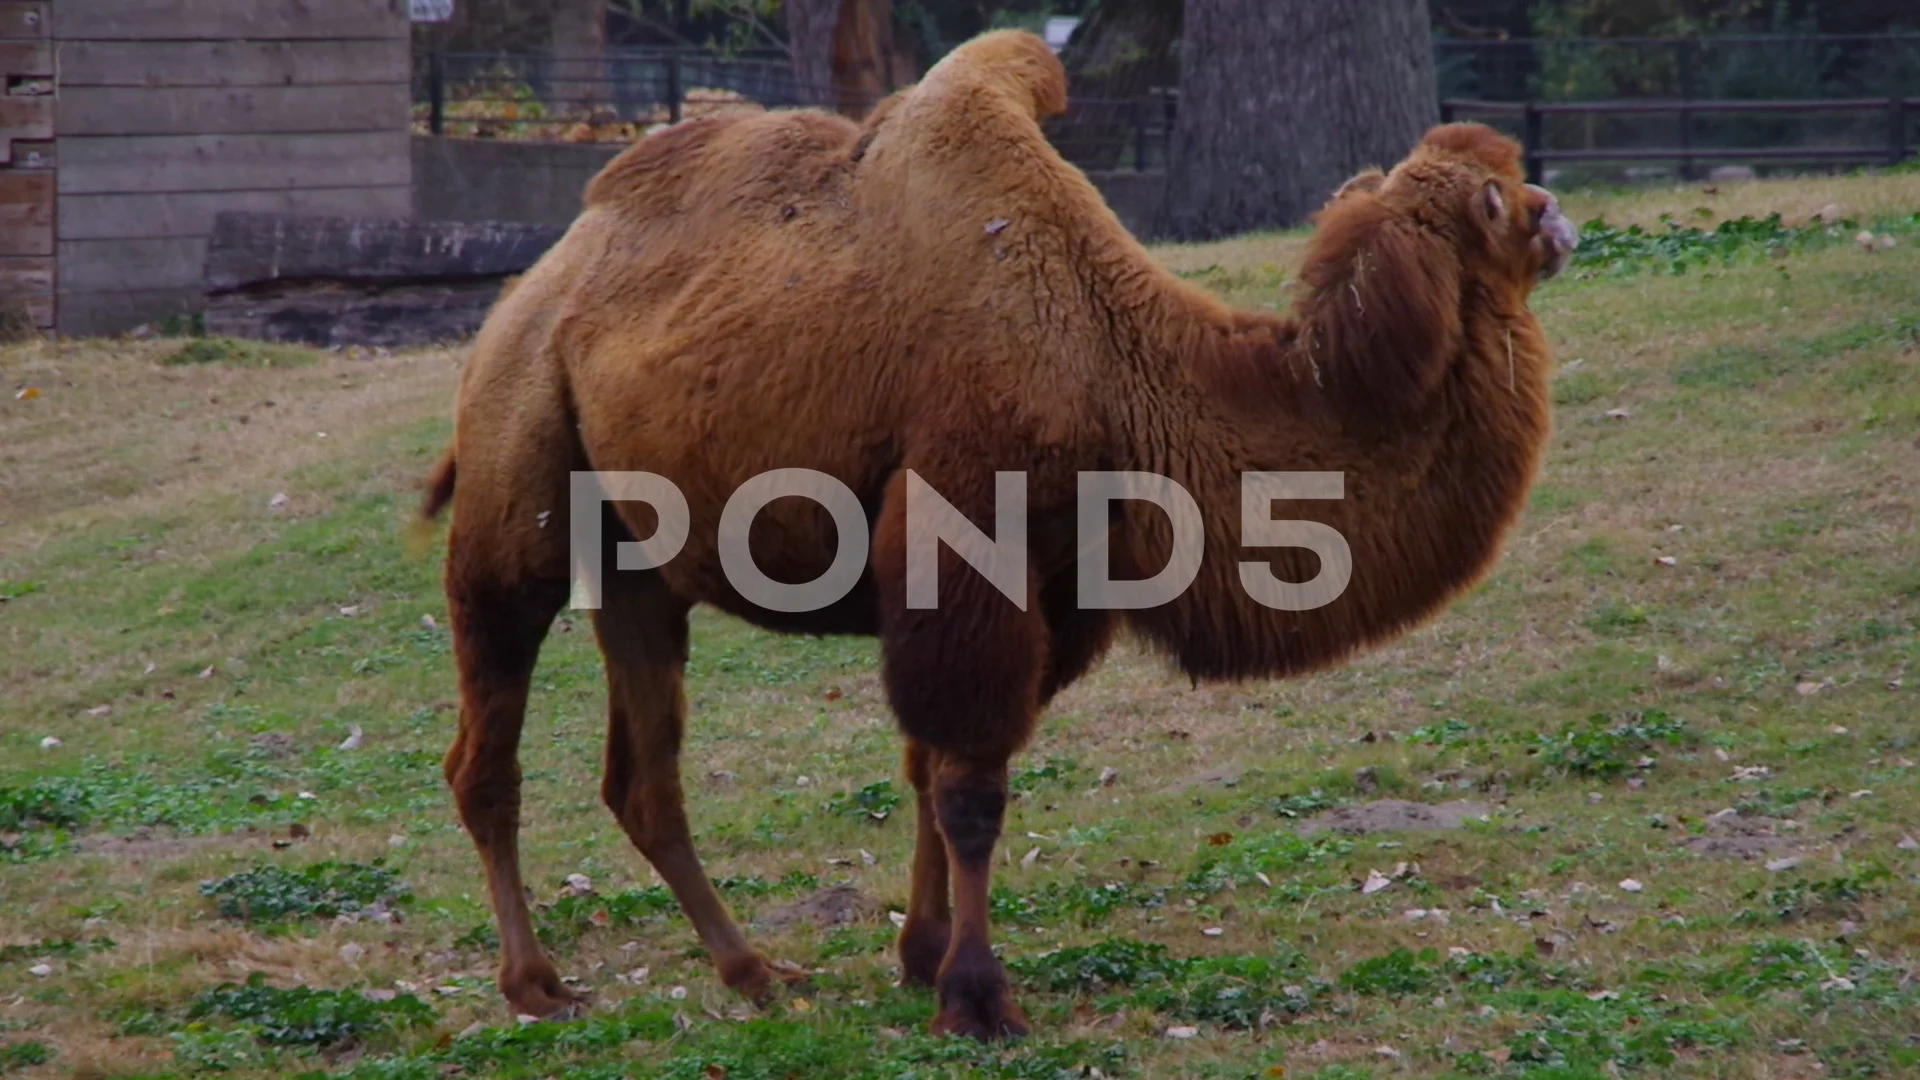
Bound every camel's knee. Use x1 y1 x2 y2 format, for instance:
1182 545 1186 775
932 771 1007 865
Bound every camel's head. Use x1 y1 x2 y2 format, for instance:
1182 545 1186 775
1345 123 1578 289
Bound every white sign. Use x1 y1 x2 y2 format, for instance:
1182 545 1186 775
410 0 454 22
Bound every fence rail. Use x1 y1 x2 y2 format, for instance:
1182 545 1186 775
413 35 1920 181
412 49 1177 171
1442 96 1918 184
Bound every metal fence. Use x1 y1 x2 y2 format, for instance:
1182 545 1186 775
1435 33 1920 103
413 35 1920 178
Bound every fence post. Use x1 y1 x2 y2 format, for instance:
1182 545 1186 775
667 52 684 124
1892 97 1909 166
428 50 445 136
1523 103 1543 186
1162 89 1177 169
1131 99 1147 172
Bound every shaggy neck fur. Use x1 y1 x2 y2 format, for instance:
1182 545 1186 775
1092 183 1553 681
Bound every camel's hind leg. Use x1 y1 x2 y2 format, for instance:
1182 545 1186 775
445 569 577 1019
593 567 801 1003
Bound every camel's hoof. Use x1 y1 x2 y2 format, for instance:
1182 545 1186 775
897 919 952 989
502 973 589 1022
930 989 1030 1042
726 956 813 1008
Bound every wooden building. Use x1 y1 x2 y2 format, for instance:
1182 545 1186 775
0 0 413 337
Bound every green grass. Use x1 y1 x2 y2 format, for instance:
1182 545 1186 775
3 172 1920 1078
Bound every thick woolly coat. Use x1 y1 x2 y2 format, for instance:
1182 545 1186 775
437 31 1556 739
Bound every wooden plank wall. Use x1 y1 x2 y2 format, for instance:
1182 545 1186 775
52 0 413 336
0 2 55 330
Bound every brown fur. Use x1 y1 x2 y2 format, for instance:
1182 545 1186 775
424 30 1560 1039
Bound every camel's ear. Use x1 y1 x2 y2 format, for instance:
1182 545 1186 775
1477 180 1505 225
1334 169 1386 201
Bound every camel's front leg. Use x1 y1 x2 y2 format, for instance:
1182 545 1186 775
897 739 953 988
928 752 1029 1039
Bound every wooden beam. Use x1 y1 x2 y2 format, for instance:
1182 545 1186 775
205 212 563 292
0 95 52 164
0 253 51 292
58 186 411 242
0 3 48 40
56 39 407 88
58 237 205 292
0 40 51 75
56 286 198 338
59 85 410 138
0 170 52 254
58 132 410 195
52 0 407 42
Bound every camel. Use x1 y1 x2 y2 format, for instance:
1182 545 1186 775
419 30 1574 1040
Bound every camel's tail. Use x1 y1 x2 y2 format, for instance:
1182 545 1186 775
406 449 456 555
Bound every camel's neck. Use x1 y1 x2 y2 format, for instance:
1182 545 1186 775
1112 279 1553 682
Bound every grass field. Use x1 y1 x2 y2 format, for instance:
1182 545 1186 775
4 170 1920 1080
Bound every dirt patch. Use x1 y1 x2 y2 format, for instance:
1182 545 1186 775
1300 799 1492 835
248 732 298 758
1678 811 1800 859
752 886 884 931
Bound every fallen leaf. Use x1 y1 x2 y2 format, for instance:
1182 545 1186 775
1765 856 1801 872
85 704 110 717
289 822 310 840
669 985 688 1000
339 943 365 964
15 387 41 401
888 911 907 928
28 963 51 977
790 997 812 1013
563 873 593 896
1619 878 1644 893
1165 1025 1198 1039
1021 846 1040 869
1605 408 1630 419
984 217 1010 235
1655 556 1677 566
1201 926 1224 937
1374 1046 1402 1059
339 724 364 750
1361 870 1393 895
1207 832 1233 847
198 665 215 679
1849 789 1873 799
268 492 290 510
1897 835 1918 851
39 736 59 749
705 1065 728 1080
860 848 876 866
823 688 843 702
1099 766 1119 787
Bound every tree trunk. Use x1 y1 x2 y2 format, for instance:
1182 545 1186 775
550 0 607 111
789 0 906 116
1055 0 1182 170
1160 0 1438 241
